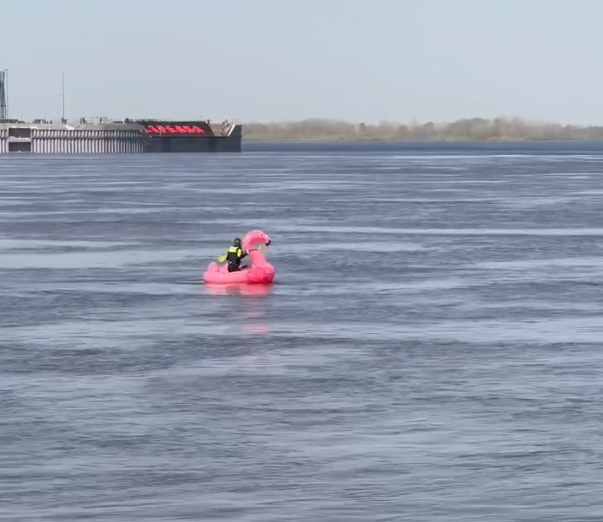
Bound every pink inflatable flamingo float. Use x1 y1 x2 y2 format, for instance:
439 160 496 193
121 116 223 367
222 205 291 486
203 229 275 285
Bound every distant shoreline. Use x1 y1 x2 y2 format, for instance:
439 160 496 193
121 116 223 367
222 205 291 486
242 117 603 142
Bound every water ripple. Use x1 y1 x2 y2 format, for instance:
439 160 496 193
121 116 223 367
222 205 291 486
1 143 603 521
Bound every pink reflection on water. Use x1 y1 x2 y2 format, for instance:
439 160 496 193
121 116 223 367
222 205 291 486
203 283 274 335
203 283 274 297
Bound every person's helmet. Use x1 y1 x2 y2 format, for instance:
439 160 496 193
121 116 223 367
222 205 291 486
233 237 242 247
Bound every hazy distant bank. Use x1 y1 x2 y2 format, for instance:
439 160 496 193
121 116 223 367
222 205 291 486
242 117 603 142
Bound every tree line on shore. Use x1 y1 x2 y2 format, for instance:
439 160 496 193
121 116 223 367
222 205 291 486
242 117 603 141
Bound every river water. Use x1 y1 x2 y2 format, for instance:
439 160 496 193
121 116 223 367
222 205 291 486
1 141 603 521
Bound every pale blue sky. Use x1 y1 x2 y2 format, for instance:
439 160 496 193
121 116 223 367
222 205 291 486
2 0 602 124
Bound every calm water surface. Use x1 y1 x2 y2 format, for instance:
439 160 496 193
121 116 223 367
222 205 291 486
1 141 603 521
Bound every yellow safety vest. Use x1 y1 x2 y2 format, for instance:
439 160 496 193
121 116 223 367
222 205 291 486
228 246 242 258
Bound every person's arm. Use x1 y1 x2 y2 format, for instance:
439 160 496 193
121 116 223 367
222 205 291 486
240 248 248 259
